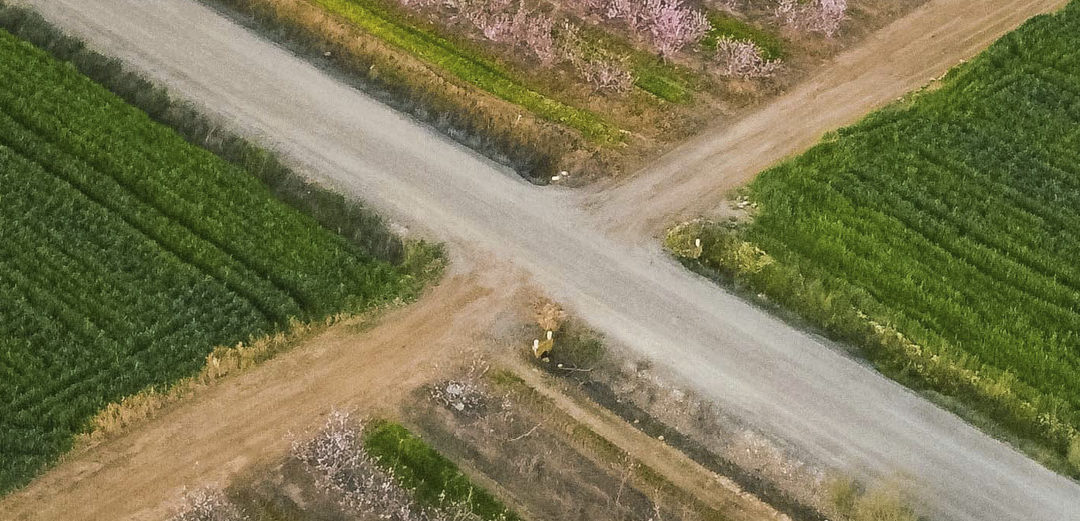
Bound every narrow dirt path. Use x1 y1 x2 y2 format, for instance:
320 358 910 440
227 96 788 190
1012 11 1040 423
589 0 1072 240
509 363 787 521
0 264 520 521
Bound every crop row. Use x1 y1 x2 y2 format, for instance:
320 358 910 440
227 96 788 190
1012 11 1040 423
0 30 415 493
679 4 1080 469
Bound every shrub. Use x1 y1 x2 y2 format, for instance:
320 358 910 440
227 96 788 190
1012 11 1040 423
701 11 785 60
169 488 248 521
363 421 521 521
1069 437 1080 473
715 37 783 79
775 0 847 37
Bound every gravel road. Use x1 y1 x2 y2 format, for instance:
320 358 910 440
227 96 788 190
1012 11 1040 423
13 0 1080 519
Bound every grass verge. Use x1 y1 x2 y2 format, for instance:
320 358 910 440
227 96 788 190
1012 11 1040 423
530 333 828 521
363 420 522 521
310 0 621 143
702 11 785 60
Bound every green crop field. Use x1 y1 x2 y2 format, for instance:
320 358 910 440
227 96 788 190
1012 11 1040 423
0 29 422 493
676 4 1080 466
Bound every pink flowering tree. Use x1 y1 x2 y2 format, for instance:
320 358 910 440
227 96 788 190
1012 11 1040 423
589 0 709 59
714 38 782 79
577 56 635 93
776 0 847 37
395 0 635 93
557 21 635 92
516 8 557 65
648 0 710 59
430 0 559 65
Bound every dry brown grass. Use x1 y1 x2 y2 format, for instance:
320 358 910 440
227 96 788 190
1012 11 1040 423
823 475 919 521
72 313 362 450
531 297 567 332
405 367 743 521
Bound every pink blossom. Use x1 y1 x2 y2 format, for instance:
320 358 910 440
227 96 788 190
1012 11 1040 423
575 56 635 93
648 0 710 58
776 0 847 37
714 38 782 79
588 0 709 58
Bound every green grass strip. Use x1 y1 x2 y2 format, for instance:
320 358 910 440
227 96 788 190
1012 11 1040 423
573 23 697 103
313 0 622 143
702 11 785 60
363 421 522 521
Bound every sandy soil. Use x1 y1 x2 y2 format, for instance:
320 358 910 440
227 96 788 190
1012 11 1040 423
5 1 1079 520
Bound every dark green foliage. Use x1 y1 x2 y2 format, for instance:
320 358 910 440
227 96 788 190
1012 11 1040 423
0 4 407 262
0 28 424 494
687 6 1080 467
363 421 521 521
702 12 785 60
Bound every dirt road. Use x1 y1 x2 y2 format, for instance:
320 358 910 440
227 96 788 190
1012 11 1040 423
593 0 1073 239
6 1 1079 520
0 265 520 521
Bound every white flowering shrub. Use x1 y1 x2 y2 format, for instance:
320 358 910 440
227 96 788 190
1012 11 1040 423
775 0 847 37
592 0 709 58
294 412 426 519
169 488 247 521
714 38 782 78
431 379 489 414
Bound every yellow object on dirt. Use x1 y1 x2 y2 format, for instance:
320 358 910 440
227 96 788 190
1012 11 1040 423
532 330 554 359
